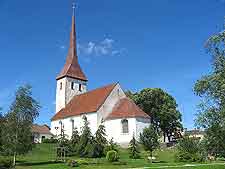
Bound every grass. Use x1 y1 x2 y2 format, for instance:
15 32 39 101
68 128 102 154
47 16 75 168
12 144 225 169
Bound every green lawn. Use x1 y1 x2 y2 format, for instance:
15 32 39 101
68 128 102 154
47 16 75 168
13 144 225 169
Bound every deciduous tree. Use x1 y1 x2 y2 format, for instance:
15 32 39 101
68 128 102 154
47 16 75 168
140 125 159 163
2 85 40 166
194 29 225 157
127 89 182 142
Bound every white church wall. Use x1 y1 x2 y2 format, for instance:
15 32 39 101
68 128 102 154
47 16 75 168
51 112 97 139
97 84 126 125
104 118 137 145
135 117 151 140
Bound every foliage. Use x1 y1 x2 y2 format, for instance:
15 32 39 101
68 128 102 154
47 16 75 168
140 125 159 163
1 85 40 166
127 89 182 142
194 29 225 157
128 134 140 159
0 156 13 169
106 150 119 162
104 138 118 155
94 121 108 157
77 115 95 157
69 127 80 155
42 138 58 144
0 108 5 153
67 159 79 167
175 136 206 162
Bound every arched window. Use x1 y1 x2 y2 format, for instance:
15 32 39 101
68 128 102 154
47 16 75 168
121 119 129 134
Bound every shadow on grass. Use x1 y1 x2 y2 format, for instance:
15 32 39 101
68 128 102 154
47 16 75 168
16 160 63 166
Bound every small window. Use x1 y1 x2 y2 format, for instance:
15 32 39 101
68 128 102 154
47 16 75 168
60 82 63 90
79 84 82 91
121 119 129 134
71 82 75 90
41 136 46 142
71 119 75 131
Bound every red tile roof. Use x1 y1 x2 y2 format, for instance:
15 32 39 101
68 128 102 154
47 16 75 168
106 98 150 120
51 83 117 121
56 15 87 81
32 124 52 135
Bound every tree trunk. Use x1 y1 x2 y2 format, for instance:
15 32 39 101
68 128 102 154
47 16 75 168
163 132 166 143
13 152 16 167
150 151 153 163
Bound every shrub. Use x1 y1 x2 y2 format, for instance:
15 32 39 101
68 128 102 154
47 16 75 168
0 156 13 169
175 136 206 162
67 159 79 167
42 138 58 144
104 138 118 155
76 159 89 165
106 150 119 162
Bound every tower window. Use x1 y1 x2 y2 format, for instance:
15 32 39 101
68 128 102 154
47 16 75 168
71 82 75 90
79 84 82 91
121 119 129 134
60 82 63 90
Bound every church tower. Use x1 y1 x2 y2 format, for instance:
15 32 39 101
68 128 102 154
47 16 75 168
56 4 88 113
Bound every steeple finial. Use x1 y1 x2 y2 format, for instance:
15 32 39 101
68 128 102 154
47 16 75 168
72 2 76 16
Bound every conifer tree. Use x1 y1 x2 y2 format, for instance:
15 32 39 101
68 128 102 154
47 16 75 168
128 133 140 159
70 127 80 154
77 115 93 157
95 120 108 157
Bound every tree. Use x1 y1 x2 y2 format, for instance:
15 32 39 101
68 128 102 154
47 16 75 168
95 120 108 157
140 125 159 163
127 88 182 142
128 133 140 159
194 29 225 157
77 115 94 157
175 136 206 162
0 107 4 153
69 127 80 155
1 85 40 166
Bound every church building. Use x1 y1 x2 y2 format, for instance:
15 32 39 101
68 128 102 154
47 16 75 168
51 5 150 145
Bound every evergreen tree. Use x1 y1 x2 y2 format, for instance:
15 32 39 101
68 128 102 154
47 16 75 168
77 115 93 157
2 85 40 166
94 121 108 157
69 127 80 155
128 133 140 159
140 125 159 163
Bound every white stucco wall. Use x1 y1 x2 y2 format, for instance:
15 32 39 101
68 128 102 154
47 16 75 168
104 117 150 146
135 117 151 140
56 77 87 112
104 118 137 145
33 133 53 144
51 112 97 139
97 84 126 125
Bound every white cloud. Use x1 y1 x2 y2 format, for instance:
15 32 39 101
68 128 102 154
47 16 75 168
78 38 124 57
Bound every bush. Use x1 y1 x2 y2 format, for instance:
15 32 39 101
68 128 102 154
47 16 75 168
106 150 119 162
76 159 89 165
42 138 58 144
67 159 79 167
0 156 13 169
175 136 206 162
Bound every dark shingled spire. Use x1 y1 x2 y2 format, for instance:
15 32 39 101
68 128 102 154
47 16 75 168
56 3 87 81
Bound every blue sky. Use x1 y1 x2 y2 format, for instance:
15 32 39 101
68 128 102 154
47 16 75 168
0 0 224 129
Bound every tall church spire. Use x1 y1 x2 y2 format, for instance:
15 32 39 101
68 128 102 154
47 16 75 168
56 2 87 81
